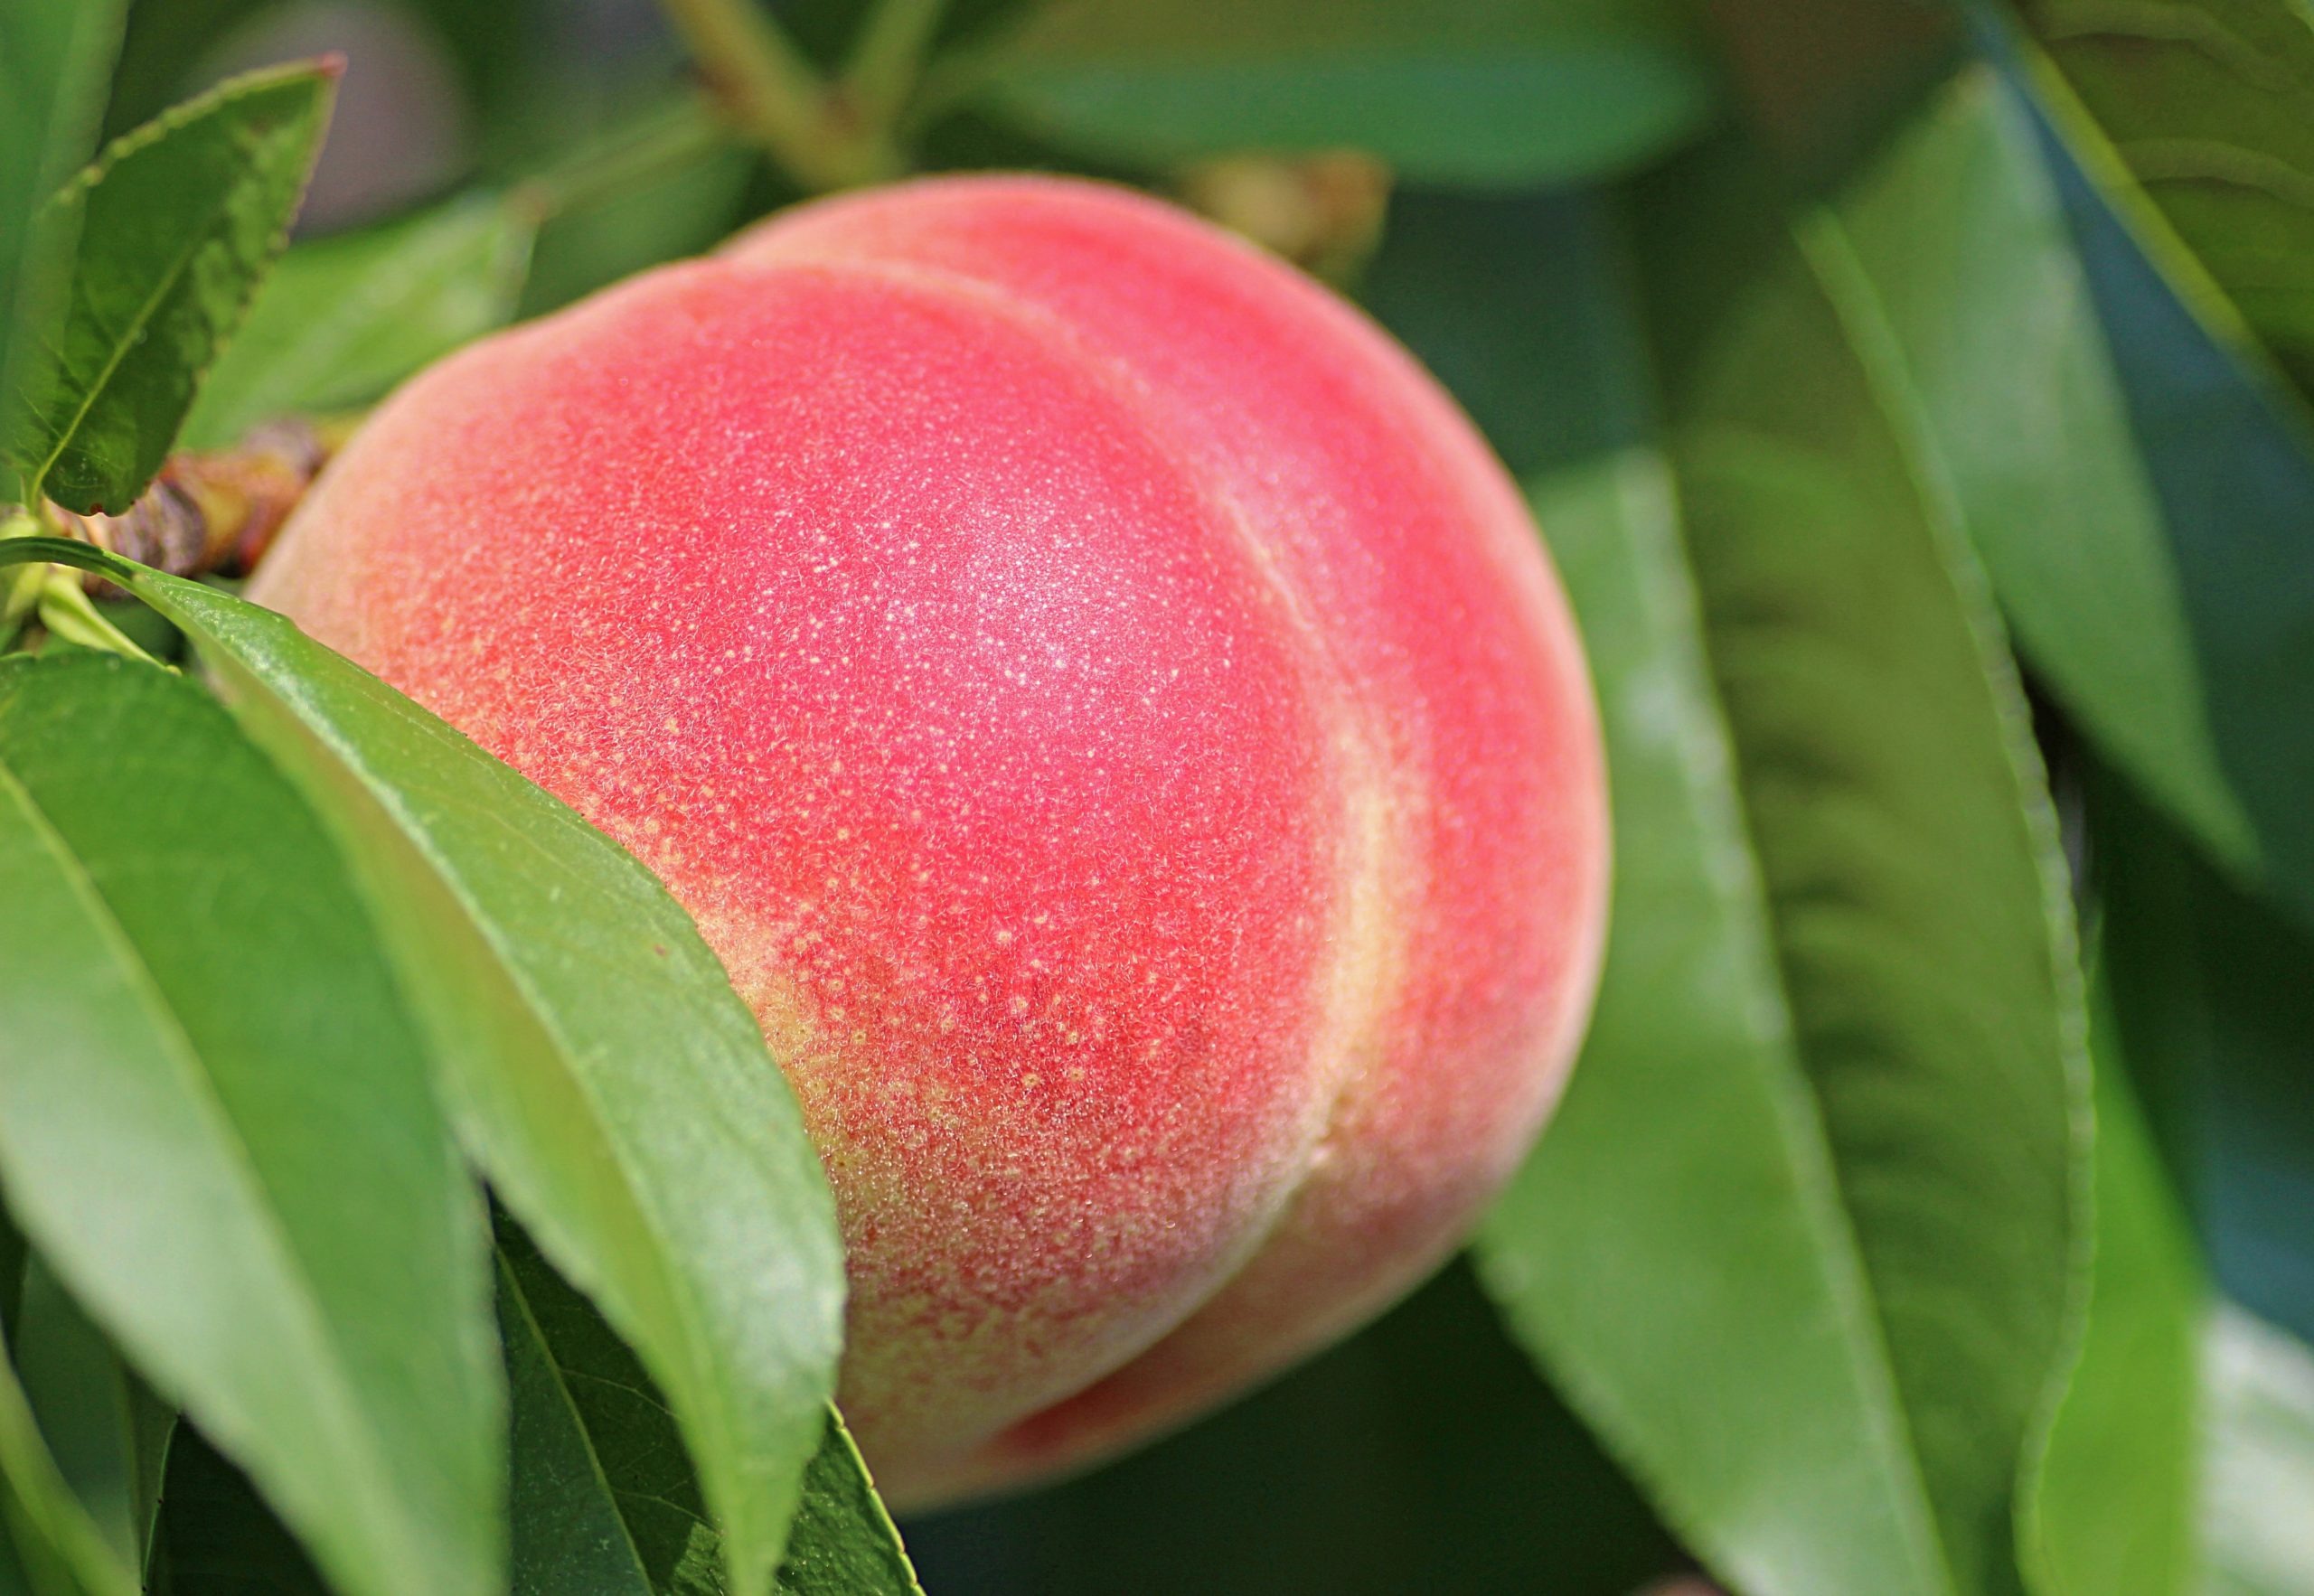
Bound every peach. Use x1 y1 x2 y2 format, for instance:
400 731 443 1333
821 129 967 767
250 175 1608 1506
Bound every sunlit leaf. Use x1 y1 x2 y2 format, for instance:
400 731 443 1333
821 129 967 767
0 0 125 498
3 63 334 511
0 539 845 1596
0 652 499 1596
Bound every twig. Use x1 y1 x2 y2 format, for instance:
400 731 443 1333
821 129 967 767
842 0 952 134
656 0 902 190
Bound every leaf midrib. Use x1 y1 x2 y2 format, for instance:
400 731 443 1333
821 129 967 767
495 1251 656 1592
1641 423 1961 1596
28 80 318 502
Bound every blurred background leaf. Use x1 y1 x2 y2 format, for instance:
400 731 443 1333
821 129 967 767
1976 10 2314 934
2020 0 2314 400
2023 1003 2203 1596
2092 771 2314 1357
0 1267 138 1596
180 188 536 448
8 1258 171 1584
2201 1307 2314 1596
965 0 1722 186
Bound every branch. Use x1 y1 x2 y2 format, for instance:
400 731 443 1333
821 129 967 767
656 0 901 191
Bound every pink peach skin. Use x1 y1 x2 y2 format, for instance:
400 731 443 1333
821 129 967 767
250 175 1609 1507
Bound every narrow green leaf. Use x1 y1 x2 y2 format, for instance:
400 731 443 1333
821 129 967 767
2093 772 2314 1351
1430 164 2088 1594
181 192 539 450
0 1393 121 1596
500 1225 917 1596
1800 66 2258 894
0 652 501 1596
980 0 1718 185
10 1259 172 1579
1667 185 2090 1596
0 539 845 1596
0 1288 131 1596
498 1226 684 1596
2023 1014 2204 1596
1986 14 2314 928
2202 1308 2314 1596
5 62 334 512
0 0 126 497
2021 0 2314 399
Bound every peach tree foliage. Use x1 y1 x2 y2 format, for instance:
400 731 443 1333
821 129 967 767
0 1 2311 1595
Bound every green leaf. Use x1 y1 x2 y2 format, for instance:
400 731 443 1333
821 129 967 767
180 191 539 451
1664 168 2091 1595
2023 1013 2204 1596
499 1225 916 1596
0 0 125 491
0 540 846 1596
4 62 334 512
0 652 501 1596
2020 0 2314 399
10 1259 172 1581
1794 65 2259 894
0 1370 126 1596
0 1211 22 1350
1987 15 2314 928
1425 164 2088 1593
0 1254 133 1596
515 97 754 319
147 1424 329 1596
2202 1308 2314 1596
499 1223 703 1596
2092 771 2314 1349
776 1414 918 1596
978 0 1718 185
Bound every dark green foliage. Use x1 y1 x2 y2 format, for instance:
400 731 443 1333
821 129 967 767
906 1263 1684 1596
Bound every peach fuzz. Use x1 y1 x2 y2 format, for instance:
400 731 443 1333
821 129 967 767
250 175 1609 1507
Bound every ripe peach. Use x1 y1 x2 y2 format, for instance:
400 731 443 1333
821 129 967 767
251 175 1608 1506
